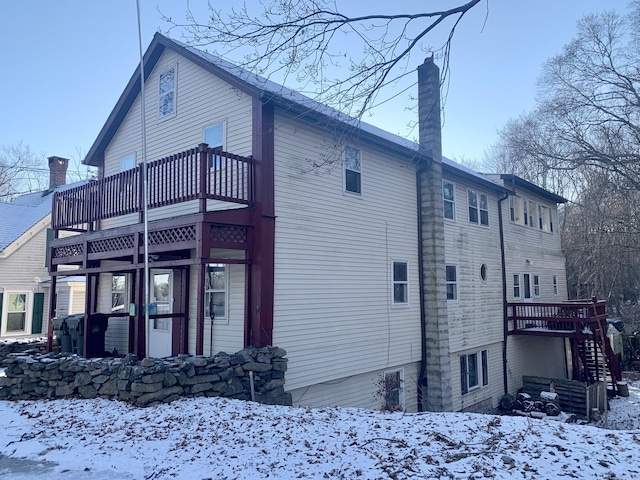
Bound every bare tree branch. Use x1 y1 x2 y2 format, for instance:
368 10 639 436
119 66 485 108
162 0 482 120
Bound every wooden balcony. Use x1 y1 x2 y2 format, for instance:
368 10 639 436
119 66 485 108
507 299 607 339
52 144 254 231
507 298 622 387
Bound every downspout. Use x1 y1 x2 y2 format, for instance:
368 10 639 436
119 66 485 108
416 164 428 411
498 182 513 396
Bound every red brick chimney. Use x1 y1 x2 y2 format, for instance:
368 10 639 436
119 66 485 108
48 156 69 189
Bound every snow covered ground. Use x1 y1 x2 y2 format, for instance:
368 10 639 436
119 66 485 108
0 376 638 480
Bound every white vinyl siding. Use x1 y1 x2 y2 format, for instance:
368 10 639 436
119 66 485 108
271 112 421 392
0 223 51 339
102 49 253 229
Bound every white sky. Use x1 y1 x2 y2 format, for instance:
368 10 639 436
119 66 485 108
0 0 631 166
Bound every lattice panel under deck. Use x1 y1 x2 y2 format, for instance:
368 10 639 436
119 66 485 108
53 244 84 259
148 226 197 246
210 225 248 244
89 235 135 254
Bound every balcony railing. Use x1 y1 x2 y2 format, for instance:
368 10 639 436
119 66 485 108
52 144 253 231
507 298 607 337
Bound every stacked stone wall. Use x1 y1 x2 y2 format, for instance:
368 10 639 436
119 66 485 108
0 346 291 407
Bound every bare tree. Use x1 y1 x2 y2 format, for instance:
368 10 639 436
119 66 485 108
163 0 483 120
493 3 640 190
0 142 48 201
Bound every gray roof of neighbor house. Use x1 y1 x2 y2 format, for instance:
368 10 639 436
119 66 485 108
0 181 88 252
83 33 510 195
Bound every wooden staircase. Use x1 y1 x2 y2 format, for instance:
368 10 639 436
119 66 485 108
575 315 622 393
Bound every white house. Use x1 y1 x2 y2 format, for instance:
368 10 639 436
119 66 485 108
0 158 85 339
46 33 610 412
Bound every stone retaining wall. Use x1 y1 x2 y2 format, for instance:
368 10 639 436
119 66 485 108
0 346 291 407
0 339 48 357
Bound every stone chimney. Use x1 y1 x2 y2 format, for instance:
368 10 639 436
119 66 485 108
48 156 69 189
417 56 453 412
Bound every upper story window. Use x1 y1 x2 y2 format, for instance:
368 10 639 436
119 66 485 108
344 146 361 195
528 200 538 229
158 66 177 120
533 275 540 297
468 190 488 226
204 122 226 169
205 264 228 323
446 265 458 301
513 274 521 299
443 180 456 220
120 154 136 171
391 261 409 306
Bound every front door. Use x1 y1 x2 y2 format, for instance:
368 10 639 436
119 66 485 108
147 270 173 358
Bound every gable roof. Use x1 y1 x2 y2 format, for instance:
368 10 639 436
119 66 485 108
0 181 89 252
85 32 433 167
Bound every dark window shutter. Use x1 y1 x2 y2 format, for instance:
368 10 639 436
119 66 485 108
460 355 468 395
31 292 44 334
0 292 3 330
45 228 55 268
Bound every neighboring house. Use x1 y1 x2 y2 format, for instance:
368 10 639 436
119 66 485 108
0 158 85 339
47 33 612 412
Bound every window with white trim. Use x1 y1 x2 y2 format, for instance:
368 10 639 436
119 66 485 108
205 264 227 323
391 261 409 306
443 180 456 220
553 275 559 295
120 153 136 171
446 265 457 301
513 274 521 299
344 146 361 195
539 205 551 232
533 275 540 297
112 274 127 313
382 369 404 411
158 65 176 119
203 122 226 169
468 189 489 226
528 200 538 229
1 292 31 335
461 349 488 394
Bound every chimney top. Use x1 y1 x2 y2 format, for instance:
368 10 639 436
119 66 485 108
48 156 69 189
424 54 434 64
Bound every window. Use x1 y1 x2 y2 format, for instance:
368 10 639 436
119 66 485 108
553 275 559 295
533 275 540 297
523 273 532 299
391 261 409 306
203 122 226 169
480 264 487 282
205 264 227 322
461 350 488 394
539 205 551 232
381 369 404 411
112 274 127 313
468 190 488 226
158 66 176 119
513 274 521 299
446 265 457 300
509 197 515 222
6 293 27 332
523 198 529 226
528 200 538 228
120 154 136 171
344 146 361 195
443 180 456 220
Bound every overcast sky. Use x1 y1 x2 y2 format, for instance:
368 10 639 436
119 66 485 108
0 0 631 168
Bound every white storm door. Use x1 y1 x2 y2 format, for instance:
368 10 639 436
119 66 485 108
148 270 173 358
